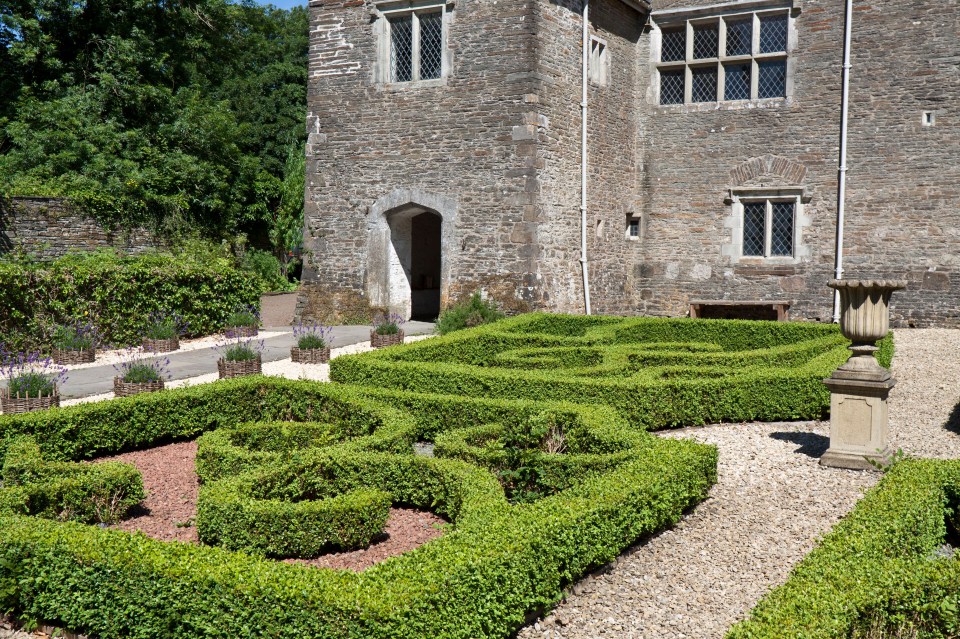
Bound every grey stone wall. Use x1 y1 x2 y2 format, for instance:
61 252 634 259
631 0 960 327
0 197 159 260
304 0 960 326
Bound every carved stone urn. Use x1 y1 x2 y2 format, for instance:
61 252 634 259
829 279 907 382
821 279 906 471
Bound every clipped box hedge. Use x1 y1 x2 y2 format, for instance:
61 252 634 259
0 436 144 525
727 458 960 638
0 376 717 638
0 252 259 352
330 313 894 429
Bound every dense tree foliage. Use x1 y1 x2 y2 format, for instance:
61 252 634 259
0 0 308 244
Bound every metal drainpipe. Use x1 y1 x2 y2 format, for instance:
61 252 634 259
833 0 853 323
580 0 592 315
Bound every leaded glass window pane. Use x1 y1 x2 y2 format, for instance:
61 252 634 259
759 13 787 53
390 16 413 82
758 59 786 98
419 12 442 80
691 66 717 102
693 22 719 59
724 63 750 100
725 18 752 56
771 202 794 256
661 28 686 62
743 203 765 256
660 69 685 105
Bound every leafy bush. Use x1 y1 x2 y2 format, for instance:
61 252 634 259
121 362 163 384
113 350 171 384
6 372 55 397
224 344 257 362
436 293 506 335
0 376 716 638
143 310 188 341
1 352 67 397
727 459 960 639
242 249 296 293
332 313 894 429
294 321 332 350
0 436 143 525
0 252 260 352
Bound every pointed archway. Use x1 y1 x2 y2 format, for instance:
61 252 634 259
368 189 457 321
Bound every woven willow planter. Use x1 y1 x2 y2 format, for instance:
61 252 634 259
224 325 258 338
52 347 95 365
218 355 262 379
142 337 180 353
0 387 60 414
114 377 165 398
370 330 404 349
291 347 331 364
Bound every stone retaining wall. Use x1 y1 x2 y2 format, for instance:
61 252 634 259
0 197 158 260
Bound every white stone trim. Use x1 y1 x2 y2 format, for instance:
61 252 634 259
721 187 811 264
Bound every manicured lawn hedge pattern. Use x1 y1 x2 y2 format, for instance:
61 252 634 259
0 376 717 638
0 253 259 352
0 436 144 525
727 459 960 638
331 313 893 429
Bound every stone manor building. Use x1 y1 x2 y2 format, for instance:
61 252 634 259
300 0 959 326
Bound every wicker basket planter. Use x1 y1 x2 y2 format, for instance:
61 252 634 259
52 347 95 365
370 330 404 349
224 326 258 338
0 388 60 414
142 337 180 353
218 355 262 379
114 377 165 398
291 347 331 364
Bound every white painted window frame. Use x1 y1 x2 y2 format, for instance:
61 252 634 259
650 0 797 108
373 0 452 87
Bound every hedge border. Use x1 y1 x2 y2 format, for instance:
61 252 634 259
0 377 717 639
330 314 893 429
727 458 960 638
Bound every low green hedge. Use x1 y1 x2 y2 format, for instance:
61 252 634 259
0 377 717 638
727 459 960 638
331 314 893 429
0 252 259 352
0 436 143 525
0 377 414 463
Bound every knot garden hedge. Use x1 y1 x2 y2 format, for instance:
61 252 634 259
0 374 716 637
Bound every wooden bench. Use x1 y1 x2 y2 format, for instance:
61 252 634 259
689 300 791 322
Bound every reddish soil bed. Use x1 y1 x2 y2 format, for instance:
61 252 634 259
95 441 446 571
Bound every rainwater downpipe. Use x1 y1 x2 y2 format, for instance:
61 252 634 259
832 0 853 323
580 0 592 315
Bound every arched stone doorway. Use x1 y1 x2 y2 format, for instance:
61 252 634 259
368 189 457 321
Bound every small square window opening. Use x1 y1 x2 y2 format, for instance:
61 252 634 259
627 218 640 239
740 199 795 258
589 36 610 86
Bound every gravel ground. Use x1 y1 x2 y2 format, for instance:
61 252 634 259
518 327 960 639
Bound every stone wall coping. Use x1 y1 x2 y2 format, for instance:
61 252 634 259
828 280 908 290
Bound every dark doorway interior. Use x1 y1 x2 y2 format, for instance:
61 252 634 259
410 212 442 321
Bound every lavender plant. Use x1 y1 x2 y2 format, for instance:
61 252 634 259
294 321 334 350
52 321 99 351
144 310 189 341
373 313 405 336
225 304 260 329
218 336 265 362
2 351 69 397
113 348 172 384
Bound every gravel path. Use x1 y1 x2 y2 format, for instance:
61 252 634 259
519 327 960 639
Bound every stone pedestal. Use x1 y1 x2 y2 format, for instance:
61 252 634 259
821 376 895 470
821 278 906 471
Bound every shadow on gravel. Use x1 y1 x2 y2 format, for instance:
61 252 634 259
769 431 830 458
945 401 960 436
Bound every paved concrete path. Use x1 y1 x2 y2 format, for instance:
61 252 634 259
60 322 435 399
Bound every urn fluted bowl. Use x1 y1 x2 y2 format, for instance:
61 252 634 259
828 279 907 343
